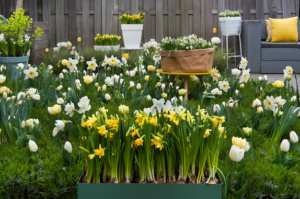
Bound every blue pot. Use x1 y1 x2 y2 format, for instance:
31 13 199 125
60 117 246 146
0 56 29 80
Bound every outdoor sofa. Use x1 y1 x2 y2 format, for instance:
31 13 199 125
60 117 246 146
242 20 300 73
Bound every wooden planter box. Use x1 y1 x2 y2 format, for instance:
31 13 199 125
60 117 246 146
77 175 223 199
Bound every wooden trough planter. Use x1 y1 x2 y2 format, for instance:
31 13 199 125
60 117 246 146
77 175 223 199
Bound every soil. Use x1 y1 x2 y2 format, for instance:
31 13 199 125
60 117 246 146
168 175 176 183
188 174 197 184
156 175 164 183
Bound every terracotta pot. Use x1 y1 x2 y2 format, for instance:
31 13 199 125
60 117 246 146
160 48 215 73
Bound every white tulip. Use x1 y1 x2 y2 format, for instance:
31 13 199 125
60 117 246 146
280 139 290 152
59 73 64 79
235 90 239 96
129 81 135 88
229 145 245 162
291 96 297 102
263 75 268 81
289 131 299 143
213 104 221 113
52 127 59 137
211 88 219 95
161 83 166 91
28 140 38 152
56 85 63 91
64 141 72 153
57 98 65 104
105 93 111 101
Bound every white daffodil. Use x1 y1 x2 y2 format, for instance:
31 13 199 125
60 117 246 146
211 88 220 95
26 88 37 97
231 68 241 76
213 104 221 113
239 69 250 83
32 94 40 101
283 66 293 75
65 102 76 117
66 58 79 72
218 80 230 92
78 96 91 114
87 58 98 71
275 96 286 107
24 67 38 80
52 127 59 137
252 98 262 108
239 57 248 70
263 96 277 112
291 96 297 102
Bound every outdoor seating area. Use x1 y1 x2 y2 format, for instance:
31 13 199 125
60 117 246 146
0 1 300 199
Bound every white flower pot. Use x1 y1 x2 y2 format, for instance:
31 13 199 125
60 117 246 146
219 17 242 35
94 45 120 51
121 24 143 49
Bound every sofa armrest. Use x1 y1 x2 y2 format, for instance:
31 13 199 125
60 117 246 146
242 20 262 73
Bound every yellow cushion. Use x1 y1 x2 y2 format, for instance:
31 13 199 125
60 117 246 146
269 17 298 42
265 20 272 42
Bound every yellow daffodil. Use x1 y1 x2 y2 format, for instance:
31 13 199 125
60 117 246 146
97 125 108 138
204 129 212 138
94 144 105 158
135 137 144 147
83 75 93 85
272 80 284 88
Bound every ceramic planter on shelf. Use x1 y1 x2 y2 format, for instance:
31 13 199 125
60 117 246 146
0 56 29 79
121 24 143 49
94 45 120 51
219 16 242 35
77 175 222 199
160 48 215 73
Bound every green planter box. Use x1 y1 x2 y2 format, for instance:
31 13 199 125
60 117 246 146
0 56 29 79
78 176 222 199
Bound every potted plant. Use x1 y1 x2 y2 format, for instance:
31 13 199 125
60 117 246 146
119 13 144 49
77 106 223 199
94 34 121 51
0 8 43 77
219 10 242 35
160 34 215 73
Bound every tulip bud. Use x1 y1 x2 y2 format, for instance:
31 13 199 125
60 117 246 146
56 85 63 91
229 145 245 162
289 131 299 143
239 83 244 88
242 127 252 137
21 120 26 129
161 83 166 91
235 90 239 96
3 92 7 100
280 139 290 152
136 83 141 90
256 106 263 114
161 93 167 98
59 73 64 79
64 141 72 153
147 95 152 101
28 140 38 152
102 85 107 92
144 75 149 81
57 98 65 104
53 127 59 137
105 93 111 101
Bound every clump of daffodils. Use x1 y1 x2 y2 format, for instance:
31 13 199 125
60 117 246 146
119 13 145 24
94 34 121 46
219 10 240 17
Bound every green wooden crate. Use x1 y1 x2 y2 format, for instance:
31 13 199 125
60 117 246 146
78 176 222 199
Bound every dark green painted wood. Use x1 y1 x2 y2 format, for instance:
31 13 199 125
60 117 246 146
78 183 223 199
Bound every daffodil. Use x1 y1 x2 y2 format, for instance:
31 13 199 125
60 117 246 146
24 67 38 80
94 144 105 158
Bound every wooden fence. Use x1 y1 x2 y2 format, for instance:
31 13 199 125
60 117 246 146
0 0 299 48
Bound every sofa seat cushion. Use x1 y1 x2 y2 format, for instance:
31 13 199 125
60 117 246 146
261 41 300 48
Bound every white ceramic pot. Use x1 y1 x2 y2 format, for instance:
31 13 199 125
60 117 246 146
94 45 120 51
219 16 242 35
121 24 143 49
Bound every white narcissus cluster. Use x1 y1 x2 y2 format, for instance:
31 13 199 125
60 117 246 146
283 66 293 81
218 80 230 92
78 96 91 114
24 67 38 80
86 57 98 71
211 37 221 45
102 55 122 67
